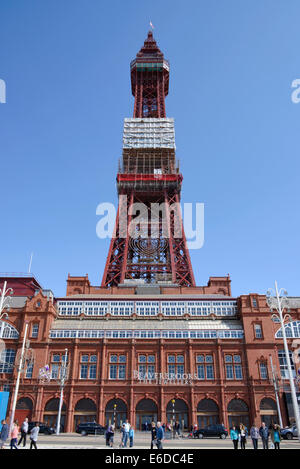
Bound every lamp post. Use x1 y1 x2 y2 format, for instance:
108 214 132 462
0 281 13 337
266 281 300 441
269 354 283 428
171 399 175 439
113 403 117 427
9 322 34 434
56 348 69 435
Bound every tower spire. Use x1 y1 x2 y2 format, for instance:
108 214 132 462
131 31 169 118
101 33 195 288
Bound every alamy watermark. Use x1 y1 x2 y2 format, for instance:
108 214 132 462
291 79 300 103
0 79 6 103
96 197 204 250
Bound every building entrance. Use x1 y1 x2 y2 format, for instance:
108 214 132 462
136 399 158 430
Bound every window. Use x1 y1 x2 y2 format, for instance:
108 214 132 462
50 353 69 380
31 324 39 338
225 355 243 380
259 363 268 380
51 364 59 380
79 354 98 380
196 354 215 380
254 324 263 339
138 354 156 380
0 349 16 374
278 350 296 379
167 354 185 378
109 354 127 380
252 298 258 308
25 362 34 379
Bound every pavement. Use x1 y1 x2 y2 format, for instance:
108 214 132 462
4 432 300 450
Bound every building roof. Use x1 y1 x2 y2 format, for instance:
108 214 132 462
51 318 243 331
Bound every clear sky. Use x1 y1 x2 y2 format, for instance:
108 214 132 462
0 0 299 298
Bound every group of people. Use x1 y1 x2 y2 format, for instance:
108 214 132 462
230 422 282 449
105 419 134 448
105 420 165 449
0 418 40 450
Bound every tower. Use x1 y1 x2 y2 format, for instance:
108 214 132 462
102 31 195 288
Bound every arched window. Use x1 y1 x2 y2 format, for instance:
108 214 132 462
0 321 19 339
275 321 300 339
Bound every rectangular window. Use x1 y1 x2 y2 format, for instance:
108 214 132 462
80 365 88 379
25 362 34 379
206 364 214 380
51 364 59 380
234 364 243 379
109 365 117 379
197 364 205 380
89 364 97 379
255 324 262 339
31 324 39 338
260 363 268 380
118 365 126 379
226 364 234 380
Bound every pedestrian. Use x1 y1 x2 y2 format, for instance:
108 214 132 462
0 419 9 449
29 422 39 449
123 419 130 447
259 422 269 449
150 421 157 449
239 423 247 449
270 424 281 449
18 417 29 448
108 424 114 447
129 426 134 447
105 426 110 446
120 423 126 448
230 425 239 450
155 422 164 449
10 421 19 449
173 420 180 438
250 423 259 449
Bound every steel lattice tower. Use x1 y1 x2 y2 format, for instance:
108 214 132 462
102 31 195 287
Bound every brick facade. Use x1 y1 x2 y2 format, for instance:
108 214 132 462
0 275 297 433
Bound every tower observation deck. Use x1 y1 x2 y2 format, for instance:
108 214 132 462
102 32 195 288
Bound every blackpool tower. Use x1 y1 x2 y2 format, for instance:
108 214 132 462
102 31 195 288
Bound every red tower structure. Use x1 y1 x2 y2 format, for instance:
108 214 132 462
102 32 195 288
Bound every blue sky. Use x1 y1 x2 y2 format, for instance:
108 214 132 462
0 0 299 297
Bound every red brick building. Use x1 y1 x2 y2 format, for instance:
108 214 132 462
1 273 299 432
1 32 299 433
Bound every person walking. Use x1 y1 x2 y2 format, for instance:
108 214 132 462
107 424 114 447
173 420 180 438
120 423 126 448
150 421 157 449
259 422 269 449
270 424 281 449
230 425 239 450
18 418 29 448
0 419 9 449
250 424 259 449
239 423 247 449
10 421 19 449
29 422 39 449
123 419 130 447
155 422 164 449
129 426 134 447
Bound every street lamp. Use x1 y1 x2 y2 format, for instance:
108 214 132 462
269 354 283 428
113 403 117 427
56 348 69 435
266 281 300 441
171 399 175 439
0 281 13 337
9 322 34 434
